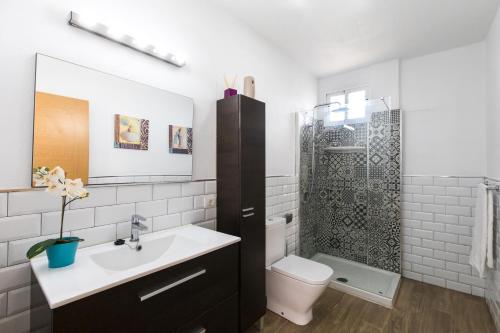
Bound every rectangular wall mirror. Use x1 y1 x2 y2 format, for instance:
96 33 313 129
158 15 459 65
33 54 194 186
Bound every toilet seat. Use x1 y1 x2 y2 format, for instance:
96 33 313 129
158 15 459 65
271 255 333 285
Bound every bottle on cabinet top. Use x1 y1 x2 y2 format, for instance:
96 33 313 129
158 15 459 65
243 76 255 98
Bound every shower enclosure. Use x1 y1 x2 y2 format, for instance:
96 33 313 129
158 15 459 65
298 98 401 307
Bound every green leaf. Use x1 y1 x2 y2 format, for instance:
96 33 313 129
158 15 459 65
26 239 57 259
54 237 84 244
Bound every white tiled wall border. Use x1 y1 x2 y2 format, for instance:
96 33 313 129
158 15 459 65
401 175 486 297
0 176 299 332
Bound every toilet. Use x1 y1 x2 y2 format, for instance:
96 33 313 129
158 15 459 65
265 217 333 325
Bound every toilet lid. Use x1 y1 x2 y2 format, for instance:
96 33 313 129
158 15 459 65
271 255 333 285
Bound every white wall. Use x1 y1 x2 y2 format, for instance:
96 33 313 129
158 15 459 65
317 59 400 108
318 44 487 177
0 0 316 189
401 42 487 176
486 6 500 180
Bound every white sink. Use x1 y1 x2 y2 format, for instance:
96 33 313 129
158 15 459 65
90 234 202 272
30 225 240 309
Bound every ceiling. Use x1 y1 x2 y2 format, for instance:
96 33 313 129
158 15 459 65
210 0 499 77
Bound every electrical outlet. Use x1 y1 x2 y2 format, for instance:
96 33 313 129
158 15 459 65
204 195 216 208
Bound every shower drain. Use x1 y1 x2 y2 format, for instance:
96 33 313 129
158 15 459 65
336 277 348 283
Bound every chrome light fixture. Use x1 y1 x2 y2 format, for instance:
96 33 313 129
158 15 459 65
68 11 186 67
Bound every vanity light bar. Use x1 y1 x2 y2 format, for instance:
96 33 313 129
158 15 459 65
68 11 186 67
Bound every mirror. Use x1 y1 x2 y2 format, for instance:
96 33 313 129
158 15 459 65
33 54 193 186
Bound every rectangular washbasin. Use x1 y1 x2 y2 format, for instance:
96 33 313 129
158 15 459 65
90 235 203 271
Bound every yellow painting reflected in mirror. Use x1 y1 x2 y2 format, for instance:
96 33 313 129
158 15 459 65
32 92 89 186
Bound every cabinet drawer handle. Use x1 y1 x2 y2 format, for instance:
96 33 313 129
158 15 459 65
138 269 206 302
242 212 255 218
242 207 254 212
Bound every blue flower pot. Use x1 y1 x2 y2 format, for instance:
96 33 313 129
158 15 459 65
46 237 80 268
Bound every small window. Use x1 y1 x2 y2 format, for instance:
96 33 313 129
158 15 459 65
328 93 346 107
326 88 367 120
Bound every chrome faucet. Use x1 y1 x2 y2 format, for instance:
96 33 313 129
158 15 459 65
130 214 148 242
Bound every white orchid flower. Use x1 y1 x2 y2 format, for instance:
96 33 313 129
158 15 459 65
30 166 89 246
45 166 65 185
41 166 66 195
33 172 46 187
32 166 50 187
64 178 89 199
32 166 89 199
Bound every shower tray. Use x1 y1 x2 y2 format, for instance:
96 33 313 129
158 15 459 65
311 253 401 308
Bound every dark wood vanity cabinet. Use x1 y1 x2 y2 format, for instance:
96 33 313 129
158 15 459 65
216 95 266 332
30 244 239 333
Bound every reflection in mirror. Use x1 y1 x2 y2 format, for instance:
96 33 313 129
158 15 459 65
33 54 194 187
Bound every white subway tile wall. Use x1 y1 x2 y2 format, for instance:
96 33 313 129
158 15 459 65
153 183 181 200
486 178 500 331
167 197 194 214
8 191 61 216
181 182 205 196
266 176 300 255
0 215 41 242
5 175 488 330
0 243 7 268
94 203 135 226
116 185 153 204
401 176 484 297
0 176 299 332
42 208 94 234
181 209 205 225
0 293 6 319
152 213 181 232
6 286 30 316
135 200 168 218
69 187 117 209
0 194 7 218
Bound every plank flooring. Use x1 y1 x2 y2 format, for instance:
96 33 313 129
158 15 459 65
246 278 497 333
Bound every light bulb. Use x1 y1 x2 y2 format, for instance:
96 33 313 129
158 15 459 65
173 54 186 66
106 28 123 40
79 17 97 29
131 38 149 50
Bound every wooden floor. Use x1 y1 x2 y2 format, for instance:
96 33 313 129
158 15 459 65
246 278 497 333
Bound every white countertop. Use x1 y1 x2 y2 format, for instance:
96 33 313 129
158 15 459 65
30 225 240 309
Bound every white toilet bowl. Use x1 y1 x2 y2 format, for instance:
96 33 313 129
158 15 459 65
266 255 333 325
265 218 333 325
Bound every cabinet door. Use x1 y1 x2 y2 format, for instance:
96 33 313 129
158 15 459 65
216 96 241 236
178 294 238 333
239 96 266 331
52 245 238 333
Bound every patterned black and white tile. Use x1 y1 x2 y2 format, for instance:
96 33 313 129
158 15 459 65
299 109 401 273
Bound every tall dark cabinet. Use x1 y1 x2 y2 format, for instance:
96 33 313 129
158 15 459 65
217 94 266 332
